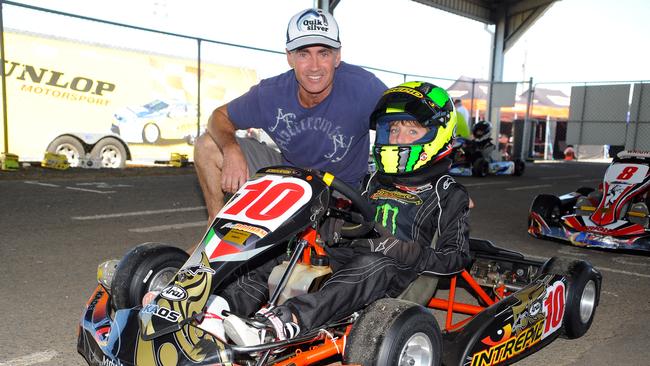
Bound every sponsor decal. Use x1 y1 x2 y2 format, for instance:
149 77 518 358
222 229 251 245
160 284 188 301
221 222 269 238
442 176 455 190
299 13 329 32
511 284 546 334
264 168 299 176
142 304 181 322
384 86 424 99
87 289 104 312
375 203 399 235
101 356 124 366
394 183 433 194
471 319 544 366
179 262 215 277
370 188 422 205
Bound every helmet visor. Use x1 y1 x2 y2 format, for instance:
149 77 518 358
370 87 449 129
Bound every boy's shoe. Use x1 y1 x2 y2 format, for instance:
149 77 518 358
256 306 301 341
223 306 300 346
223 313 263 346
197 295 230 341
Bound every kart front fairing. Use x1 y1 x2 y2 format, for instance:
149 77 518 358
78 167 331 366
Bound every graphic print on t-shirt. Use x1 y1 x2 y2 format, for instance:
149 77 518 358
270 108 354 163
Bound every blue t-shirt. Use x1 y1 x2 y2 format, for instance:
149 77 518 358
228 61 386 186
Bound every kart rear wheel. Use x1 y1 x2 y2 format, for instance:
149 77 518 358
541 258 601 339
111 242 189 310
472 158 489 177
530 194 562 226
344 298 442 366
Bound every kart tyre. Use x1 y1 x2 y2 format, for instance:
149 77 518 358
90 137 128 168
111 242 189 310
575 186 595 196
344 298 442 366
514 158 525 176
47 136 86 167
530 194 562 226
472 158 489 177
540 257 600 339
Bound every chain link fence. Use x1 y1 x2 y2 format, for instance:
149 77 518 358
1 1 648 165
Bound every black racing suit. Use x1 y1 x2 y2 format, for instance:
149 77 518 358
221 168 471 332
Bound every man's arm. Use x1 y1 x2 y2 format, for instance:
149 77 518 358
207 104 249 193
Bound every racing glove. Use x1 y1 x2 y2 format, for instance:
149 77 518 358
352 224 422 267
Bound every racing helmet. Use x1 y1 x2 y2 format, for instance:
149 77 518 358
472 120 492 142
370 81 457 175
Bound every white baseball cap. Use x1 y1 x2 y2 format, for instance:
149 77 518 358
286 8 341 51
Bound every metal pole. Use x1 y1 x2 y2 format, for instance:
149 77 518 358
196 39 201 140
469 79 476 126
1 0 9 154
523 78 534 159
632 83 644 150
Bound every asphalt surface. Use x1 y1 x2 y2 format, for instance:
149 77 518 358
1 161 649 366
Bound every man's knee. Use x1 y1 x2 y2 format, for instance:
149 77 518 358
194 133 222 167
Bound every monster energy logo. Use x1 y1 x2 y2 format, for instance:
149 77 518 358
375 203 399 235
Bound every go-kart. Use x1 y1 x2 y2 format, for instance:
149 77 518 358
449 138 525 177
529 150 650 252
78 166 601 366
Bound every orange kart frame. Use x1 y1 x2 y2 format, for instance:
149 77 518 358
267 227 510 366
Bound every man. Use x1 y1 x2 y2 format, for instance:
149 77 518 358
454 98 471 139
193 8 387 222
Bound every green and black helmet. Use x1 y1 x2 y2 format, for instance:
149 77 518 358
370 81 457 175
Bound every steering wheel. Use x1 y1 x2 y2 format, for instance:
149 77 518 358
322 173 377 239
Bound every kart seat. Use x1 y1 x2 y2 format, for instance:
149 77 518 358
398 232 440 305
398 238 523 306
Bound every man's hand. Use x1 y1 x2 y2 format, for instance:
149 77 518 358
351 224 421 267
221 143 249 193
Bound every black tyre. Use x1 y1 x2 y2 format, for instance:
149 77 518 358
513 158 525 176
472 158 489 177
111 242 189 310
344 298 442 366
575 186 595 197
540 258 601 339
530 194 562 226
90 137 128 168
47 136 85 167
142 123 161 144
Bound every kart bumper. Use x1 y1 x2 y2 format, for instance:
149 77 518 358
528 213 650 252
77 285 232 366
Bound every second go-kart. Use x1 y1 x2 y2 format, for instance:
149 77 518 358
449 137 525 177
529 150 650 252
78 166 600 366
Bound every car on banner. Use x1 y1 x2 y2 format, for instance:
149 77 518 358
111 99 200 145
529 150 650 252
449 137 525 177
78 166 601 366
